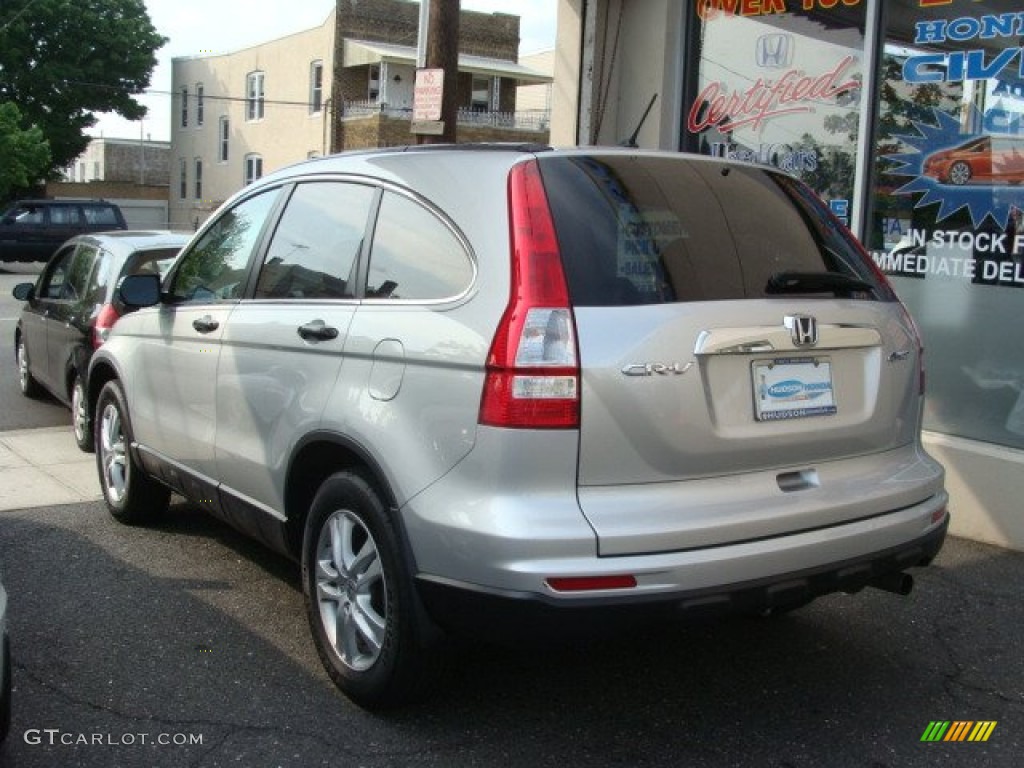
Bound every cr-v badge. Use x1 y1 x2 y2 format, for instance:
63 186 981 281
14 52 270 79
621 362 694 377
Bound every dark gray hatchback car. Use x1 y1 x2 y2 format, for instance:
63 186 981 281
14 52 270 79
13 231 188 449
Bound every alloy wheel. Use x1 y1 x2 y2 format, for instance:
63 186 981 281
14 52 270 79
72 378 88 446
315 509 388 672
99 402 128 504
17 341 30 393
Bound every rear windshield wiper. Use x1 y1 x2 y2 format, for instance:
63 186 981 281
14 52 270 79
765 271 875 297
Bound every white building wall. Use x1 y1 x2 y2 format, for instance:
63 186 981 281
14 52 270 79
169 10 335 229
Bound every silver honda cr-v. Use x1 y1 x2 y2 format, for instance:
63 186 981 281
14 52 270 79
88 146 948 710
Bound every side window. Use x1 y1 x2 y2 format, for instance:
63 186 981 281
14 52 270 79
255 182 373 300
83 249 115 306
366 193 473 300
169 189 280 303
39 245 93 301
38 245 77 299
49 206 81 226
6 204 44 226
83 205 120 226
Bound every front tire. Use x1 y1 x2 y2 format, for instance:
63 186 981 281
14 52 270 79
302 471 440 710
95 380 170 525
16 336 41 398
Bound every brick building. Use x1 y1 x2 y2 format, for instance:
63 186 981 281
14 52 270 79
169 0 550 229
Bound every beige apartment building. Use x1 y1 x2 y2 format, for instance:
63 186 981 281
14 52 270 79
169 0 550 230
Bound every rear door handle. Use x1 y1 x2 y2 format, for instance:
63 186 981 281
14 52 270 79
297 319 339 342
192 315 219 333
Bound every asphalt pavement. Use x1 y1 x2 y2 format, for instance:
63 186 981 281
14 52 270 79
0 427 1020 766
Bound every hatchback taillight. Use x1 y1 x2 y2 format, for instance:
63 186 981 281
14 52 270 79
478 159 580 429
92 303 121 349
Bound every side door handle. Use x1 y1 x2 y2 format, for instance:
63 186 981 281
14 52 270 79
192 315 220 334
297 319 339 342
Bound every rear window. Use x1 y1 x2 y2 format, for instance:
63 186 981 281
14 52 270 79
82 204 121 226
538 155 893 306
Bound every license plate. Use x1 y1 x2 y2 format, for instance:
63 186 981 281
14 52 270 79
753 357 837 421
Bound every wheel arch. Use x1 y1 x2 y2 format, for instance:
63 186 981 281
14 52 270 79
283 431 407 563
87 358 120 430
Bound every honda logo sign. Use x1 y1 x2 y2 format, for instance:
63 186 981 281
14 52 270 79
756 34 794 69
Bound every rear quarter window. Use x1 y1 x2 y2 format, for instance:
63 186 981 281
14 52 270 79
82 205 121 226
365 191 473 301
539 155 891 306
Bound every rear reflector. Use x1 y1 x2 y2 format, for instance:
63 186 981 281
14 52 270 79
547 575 638 592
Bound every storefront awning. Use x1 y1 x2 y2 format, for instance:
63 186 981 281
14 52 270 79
342 39 552 85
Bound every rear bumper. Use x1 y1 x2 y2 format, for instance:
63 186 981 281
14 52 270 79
417 508 949 636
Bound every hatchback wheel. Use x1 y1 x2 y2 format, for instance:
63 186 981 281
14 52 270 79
71 373 92 452
95 380 170 524
302 471 440 710
948 161 972 186
16 337 40 398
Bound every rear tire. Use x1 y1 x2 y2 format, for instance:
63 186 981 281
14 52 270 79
302 471 441 710
95 380 170 525
71 373 92 452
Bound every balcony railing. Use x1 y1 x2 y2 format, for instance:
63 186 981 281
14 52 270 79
340 100 549 132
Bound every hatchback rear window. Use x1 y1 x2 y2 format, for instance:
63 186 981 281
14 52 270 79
538 155 893 306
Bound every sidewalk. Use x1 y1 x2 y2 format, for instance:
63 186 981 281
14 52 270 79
0 426 102 512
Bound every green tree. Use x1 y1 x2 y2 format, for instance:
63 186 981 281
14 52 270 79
0 101 50 199
0 0 165 176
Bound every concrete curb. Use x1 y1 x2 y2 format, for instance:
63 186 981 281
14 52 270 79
0 426 102 512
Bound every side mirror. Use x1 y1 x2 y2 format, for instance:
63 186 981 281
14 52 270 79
12 282 34 301
117 273 162 308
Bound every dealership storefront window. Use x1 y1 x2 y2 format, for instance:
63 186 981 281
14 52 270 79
686 1 868 226
868 0 1024 450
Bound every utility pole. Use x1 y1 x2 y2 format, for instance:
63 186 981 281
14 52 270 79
420 0 459 144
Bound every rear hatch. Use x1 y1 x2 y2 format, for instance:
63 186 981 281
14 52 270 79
538 153 934 554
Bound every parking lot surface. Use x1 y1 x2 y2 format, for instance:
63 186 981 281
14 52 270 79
0 495 1020 767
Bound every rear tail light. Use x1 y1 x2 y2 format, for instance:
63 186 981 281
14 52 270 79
479 159 580 429
92 303 121 349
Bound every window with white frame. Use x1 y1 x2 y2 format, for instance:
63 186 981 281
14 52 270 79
246 71 265 121
196 83 204 126
244 154 263 186
194 158 203 200
181 86 188 127
218 116 229 163
179 158 187 199
310 60 323 114
369 65 380 101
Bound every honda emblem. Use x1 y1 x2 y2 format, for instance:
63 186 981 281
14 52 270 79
786 315 818 347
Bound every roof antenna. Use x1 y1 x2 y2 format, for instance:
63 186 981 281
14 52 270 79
619 93 658 148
